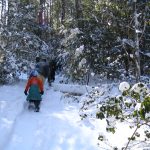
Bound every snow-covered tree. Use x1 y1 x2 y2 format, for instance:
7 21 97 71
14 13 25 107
0 0 52 83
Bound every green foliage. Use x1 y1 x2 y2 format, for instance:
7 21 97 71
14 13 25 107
106 127 116 134
96 82 150 148
1 0 150 83
80 81 150 148
98 135 104 141
56 0 150 82
96 111 105 120
145 130 150 139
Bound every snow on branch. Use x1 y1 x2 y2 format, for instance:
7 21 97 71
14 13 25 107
122 38 135 48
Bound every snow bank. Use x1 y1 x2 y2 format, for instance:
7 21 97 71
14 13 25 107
52 83 94 95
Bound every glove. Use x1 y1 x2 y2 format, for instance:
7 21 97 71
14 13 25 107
24 90 28 95
40 91 44 95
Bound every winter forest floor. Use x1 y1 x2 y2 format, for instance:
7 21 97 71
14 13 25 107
0 76 101 150
0 75 149 150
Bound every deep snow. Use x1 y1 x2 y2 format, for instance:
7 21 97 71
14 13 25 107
0 79 100 150
0 75 149 150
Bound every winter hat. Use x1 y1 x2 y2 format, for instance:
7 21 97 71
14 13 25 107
30 70 38 77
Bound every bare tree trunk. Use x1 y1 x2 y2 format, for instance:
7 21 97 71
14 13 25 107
49 0 53 27
75 0 83 19
1 0 7 25
61 0 65 25
56 0 61 28
134 1 141 82
0 0 3 21
75 0 83 28
7 0 18 25
40 0 46 5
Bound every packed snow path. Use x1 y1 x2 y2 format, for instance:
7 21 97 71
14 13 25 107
0 81 100 150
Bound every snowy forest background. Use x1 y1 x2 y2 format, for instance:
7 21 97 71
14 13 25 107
0 0 149 84
0 0 150 149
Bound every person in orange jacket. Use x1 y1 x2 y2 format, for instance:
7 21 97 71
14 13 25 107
24 70 44 112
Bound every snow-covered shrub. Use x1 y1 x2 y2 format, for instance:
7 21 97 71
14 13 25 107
80 82 150 149
96 82 150 149
58 18 128 82
0 50 20 84
119 81 130 92
58 27 89 82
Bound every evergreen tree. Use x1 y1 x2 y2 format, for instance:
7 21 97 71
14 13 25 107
0 0 50 83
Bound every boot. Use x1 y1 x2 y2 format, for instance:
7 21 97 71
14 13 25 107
35 106 40 112
34 101 41 112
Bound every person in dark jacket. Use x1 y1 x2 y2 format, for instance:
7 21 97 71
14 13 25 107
48 59 57 85
35 57 49 84
35 57 44 83
41 58 49 79
24 70 44 112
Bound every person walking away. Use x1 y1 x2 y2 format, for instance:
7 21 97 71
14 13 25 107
24 70 44 112
35 56 41 73
41 58 49 80
35 57 51 85
35 57 44 84
48 59 57 86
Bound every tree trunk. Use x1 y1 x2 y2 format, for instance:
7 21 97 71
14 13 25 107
40 0 46 5
1 0 7 25
134 1 141 82
49 0 53 27
0 0 4 21
75 0 83 28
7 0 18 26
56 0 61 28
61 0 66 25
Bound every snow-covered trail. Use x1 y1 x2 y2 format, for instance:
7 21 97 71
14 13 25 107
0 81 100 150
